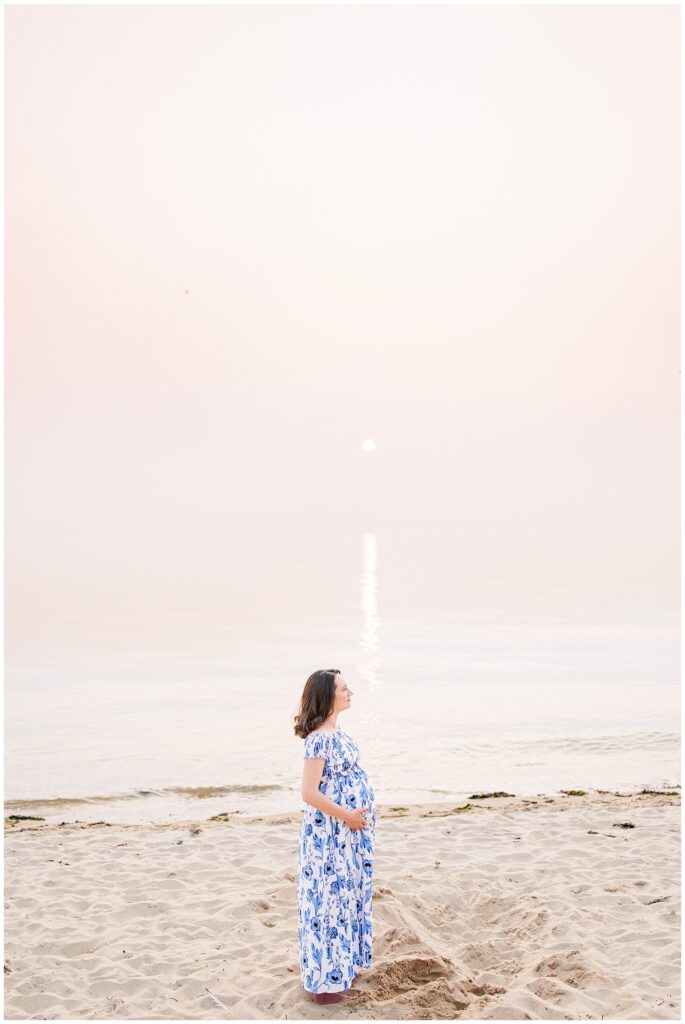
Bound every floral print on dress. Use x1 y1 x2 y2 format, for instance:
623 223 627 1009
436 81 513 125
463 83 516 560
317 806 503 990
298 728 376 993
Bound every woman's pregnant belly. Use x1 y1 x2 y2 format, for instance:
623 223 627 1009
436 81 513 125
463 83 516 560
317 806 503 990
333 766 376 831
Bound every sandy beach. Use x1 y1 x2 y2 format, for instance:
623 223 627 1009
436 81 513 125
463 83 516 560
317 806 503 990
4 790 680 1021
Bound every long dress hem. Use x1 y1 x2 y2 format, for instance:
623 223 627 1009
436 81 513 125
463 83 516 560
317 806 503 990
301 961 373 994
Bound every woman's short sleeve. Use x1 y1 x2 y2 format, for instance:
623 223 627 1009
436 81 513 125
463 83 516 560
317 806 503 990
303 732 331 759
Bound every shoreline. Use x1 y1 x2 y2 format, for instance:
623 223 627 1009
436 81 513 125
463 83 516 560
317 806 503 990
5 786 681 833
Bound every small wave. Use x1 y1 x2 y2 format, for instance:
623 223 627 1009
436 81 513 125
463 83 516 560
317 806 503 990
5 782 287 810
5 793 140 810
545 732 680 754
463 732 679 755
163 783 286 798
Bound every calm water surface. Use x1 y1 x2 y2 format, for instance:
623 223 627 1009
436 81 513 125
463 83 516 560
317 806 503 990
5 529 679 824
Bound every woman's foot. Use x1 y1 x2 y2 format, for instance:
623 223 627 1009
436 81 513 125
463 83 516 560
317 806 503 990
309 991 348 1004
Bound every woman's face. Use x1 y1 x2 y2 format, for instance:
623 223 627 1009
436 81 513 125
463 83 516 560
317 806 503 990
334 675 353 712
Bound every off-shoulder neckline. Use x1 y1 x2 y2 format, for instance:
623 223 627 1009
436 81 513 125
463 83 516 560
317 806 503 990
308 728 344 736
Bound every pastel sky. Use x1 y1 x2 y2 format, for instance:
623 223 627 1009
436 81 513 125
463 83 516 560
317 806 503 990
5 4 680 623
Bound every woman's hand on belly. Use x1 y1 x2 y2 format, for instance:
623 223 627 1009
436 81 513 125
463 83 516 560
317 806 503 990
345 806 370 831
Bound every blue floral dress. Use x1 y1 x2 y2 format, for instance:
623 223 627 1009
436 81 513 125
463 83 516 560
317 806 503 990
298 727 376 993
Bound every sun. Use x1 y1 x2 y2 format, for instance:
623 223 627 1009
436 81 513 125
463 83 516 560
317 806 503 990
361 438 376 453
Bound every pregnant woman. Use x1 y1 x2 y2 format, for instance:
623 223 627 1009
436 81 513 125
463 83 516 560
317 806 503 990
294 668 376 1005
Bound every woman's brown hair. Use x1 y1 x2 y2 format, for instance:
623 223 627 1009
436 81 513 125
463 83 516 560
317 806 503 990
293 668 341 738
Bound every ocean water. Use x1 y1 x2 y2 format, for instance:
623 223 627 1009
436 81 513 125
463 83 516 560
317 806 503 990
5 529 680 825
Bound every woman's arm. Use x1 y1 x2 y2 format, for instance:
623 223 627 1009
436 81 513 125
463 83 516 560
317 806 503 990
302 758 349 823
